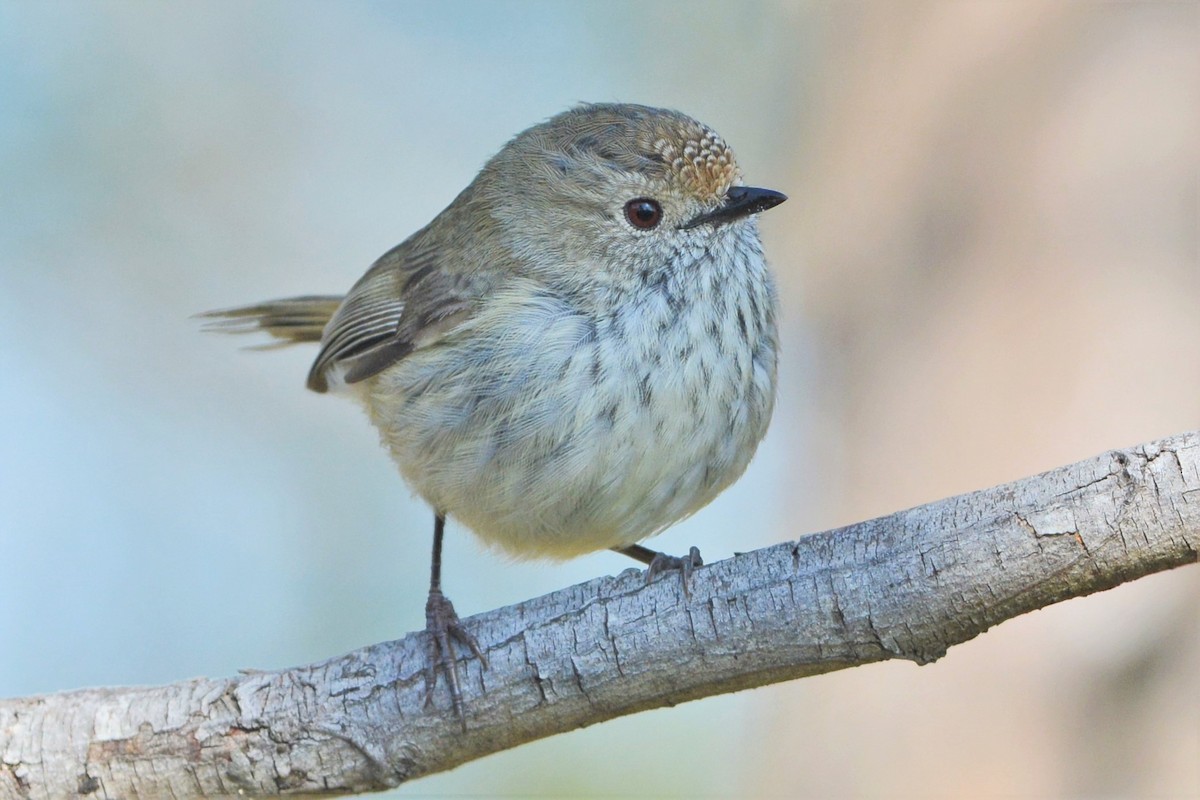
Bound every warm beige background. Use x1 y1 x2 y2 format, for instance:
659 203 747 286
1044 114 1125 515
2 2 1195 797
760 3 1199 797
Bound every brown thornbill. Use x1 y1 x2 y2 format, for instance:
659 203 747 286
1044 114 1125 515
202 103 786 729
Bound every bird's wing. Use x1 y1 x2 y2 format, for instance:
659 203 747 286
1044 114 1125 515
306 234 478 393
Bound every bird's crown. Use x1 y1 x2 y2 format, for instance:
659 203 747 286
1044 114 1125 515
519 103 741 205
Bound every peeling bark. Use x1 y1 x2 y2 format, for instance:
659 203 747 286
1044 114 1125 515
2 432 1198 798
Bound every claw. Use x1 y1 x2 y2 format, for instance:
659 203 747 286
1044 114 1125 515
645 546 704 599
424 589 487 731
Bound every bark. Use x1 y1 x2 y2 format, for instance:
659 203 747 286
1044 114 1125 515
2 432 1198 799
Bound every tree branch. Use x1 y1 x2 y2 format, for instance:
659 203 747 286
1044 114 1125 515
3 432 1198 798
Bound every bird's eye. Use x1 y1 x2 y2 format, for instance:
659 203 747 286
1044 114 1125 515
624 198 663 230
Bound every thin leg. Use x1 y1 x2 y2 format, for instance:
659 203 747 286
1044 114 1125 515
611 544 704 598
613 543 659 565
430 511 446 591
424 512 487 731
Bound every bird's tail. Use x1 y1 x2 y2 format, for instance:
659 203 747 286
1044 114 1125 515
198 295 343 348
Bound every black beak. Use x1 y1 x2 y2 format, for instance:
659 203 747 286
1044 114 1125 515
679 186 788 230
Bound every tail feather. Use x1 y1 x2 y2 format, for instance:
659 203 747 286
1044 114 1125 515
198 295 343 346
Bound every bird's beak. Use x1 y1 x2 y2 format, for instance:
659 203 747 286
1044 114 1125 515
679 186 788 230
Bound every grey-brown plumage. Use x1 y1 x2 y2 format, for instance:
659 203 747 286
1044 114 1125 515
201 103 786 728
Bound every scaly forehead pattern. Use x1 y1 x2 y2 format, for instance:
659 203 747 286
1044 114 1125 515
518 103 742 205
649 121 739 205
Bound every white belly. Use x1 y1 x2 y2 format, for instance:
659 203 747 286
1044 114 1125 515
357 250 777 559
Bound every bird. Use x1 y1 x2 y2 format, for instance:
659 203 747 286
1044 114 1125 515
201 102 786 728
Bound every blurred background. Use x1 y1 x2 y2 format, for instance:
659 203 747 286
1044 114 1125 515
1 1 1196 797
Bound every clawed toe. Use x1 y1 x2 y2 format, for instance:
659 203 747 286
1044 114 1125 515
424 589 487 731
645 546 703 598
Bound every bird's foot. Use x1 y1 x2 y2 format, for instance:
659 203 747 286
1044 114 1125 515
645 546 704 599
612 543 704 598
424 588 487 731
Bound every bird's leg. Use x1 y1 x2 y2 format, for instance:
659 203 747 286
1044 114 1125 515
424 512 487 731
612 543 703 598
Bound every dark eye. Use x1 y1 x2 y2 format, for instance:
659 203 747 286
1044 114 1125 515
624 198 663 230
